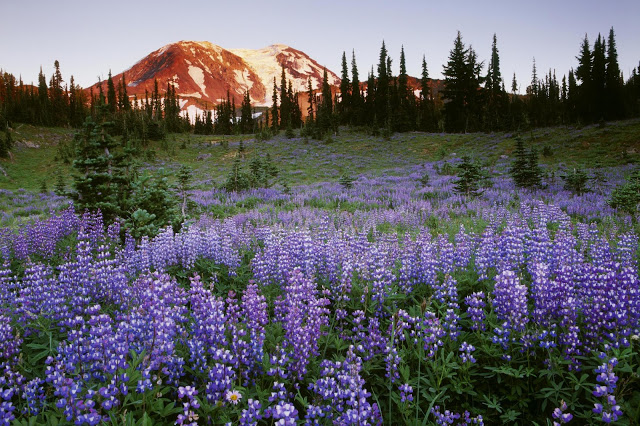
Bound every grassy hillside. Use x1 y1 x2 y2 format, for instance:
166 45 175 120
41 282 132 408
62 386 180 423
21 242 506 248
1 119 639 192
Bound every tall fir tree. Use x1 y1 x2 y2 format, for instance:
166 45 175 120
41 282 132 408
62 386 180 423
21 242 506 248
152 78 162 120
567 70 578 122
120 72 131 111
306 77 314 122
484 34 506 130
271 77 279 129
395 45 414 132
287 80 302 128
575 34 593 122
72 114 131 222
317 68 333 134
240 91 254 133
49 60 67 126
592 34 607 120
464 46 484 131
442 31 470 132
338 51 351 124
605 27 623 119
350 50 362 125
68 75 78 126
375 41 389 126
366 67 376 127
279 67 290 129
106 70 117 114
418 55 434 131
37 67 50 125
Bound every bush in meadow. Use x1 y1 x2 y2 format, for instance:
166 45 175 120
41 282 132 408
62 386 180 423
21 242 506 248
562 166 591 195
453 156 484 197
510 136 543 188
608 168 640 220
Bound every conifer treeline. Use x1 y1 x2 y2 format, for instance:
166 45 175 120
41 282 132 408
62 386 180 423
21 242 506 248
313 28 639 134
1 27 639 136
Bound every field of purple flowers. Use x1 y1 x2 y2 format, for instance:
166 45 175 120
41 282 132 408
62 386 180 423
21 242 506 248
0 156 639 425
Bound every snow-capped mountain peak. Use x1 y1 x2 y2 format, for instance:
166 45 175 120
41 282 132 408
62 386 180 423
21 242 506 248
89 40 340 114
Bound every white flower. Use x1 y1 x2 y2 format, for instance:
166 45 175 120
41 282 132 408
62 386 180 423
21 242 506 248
225 389 242 405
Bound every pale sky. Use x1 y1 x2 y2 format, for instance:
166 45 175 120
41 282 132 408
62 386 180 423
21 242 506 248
1 0 639 93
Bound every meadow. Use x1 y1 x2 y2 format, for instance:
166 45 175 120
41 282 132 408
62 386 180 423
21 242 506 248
0 120 639 425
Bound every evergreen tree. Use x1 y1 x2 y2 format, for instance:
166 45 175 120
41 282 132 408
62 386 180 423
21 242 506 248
37 67 50 125
465 46 484 131
152 79 162 120
592 34 607 120
575 34 593 122
365 68 376 128
442 31 471 132
231 96 237 130
72 115 131 222
306 77 314 122
527 58 541 126
562 167 590 195
605 27 623 119
68 75 79 127
287 80 302 128
240 91 254 133
0 128 12 158
560 74 568 123
418 55 433 131
484 34 506 130
271 77 279 129
125 169 179 238
608 169 640 221
120 73 131 111
205 110 214 135
279 67 290 129
49 60 67 126
526 147 543 187
350 50 362 125
375 41 389 126
338 51 351 124
107 70 117 114
454 156 484 196
54 172 66 195
224 155 252 192
339 172 355 190
176 165 193 221
395 45 415 132
510 137 542 188
316 68 333 134
510 136 529 188
567 69 577 122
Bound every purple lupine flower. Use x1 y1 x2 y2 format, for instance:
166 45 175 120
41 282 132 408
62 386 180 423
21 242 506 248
307 346 381 425
551 400 573 425
592 357 623 423
459 341 476 364
399 383 413 402
431 405 484 425
464 292 486 331
492 270 528 335
273 268 329 382
240 398 262 425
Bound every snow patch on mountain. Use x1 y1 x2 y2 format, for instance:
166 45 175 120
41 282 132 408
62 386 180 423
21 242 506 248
231 45 303 105
188 66 206 94
233 69 254 92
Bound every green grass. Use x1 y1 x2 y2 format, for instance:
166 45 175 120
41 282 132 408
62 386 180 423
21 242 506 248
2 119 639 192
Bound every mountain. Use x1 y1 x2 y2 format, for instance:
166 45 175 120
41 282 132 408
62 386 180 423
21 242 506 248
89 41 340 116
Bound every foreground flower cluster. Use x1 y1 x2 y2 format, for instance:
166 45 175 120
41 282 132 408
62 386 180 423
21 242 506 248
0 165 639 424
